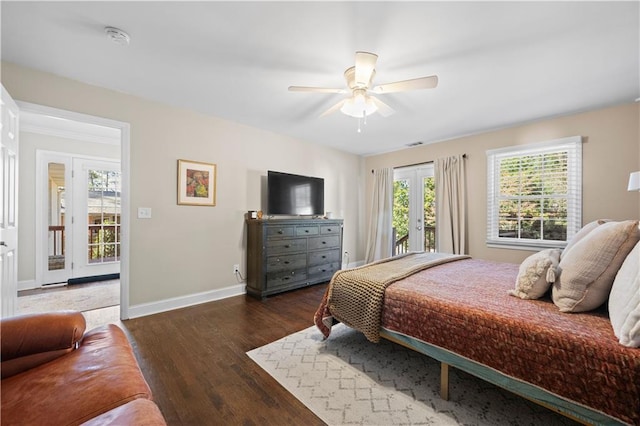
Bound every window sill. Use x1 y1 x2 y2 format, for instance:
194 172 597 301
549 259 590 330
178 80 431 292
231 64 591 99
486 240 567 251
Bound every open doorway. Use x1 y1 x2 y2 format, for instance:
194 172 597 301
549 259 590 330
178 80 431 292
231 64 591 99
15 102 130 327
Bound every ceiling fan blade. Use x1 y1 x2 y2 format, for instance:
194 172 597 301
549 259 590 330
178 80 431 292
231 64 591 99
371 75 438 94
354 51 378 87
319 99 347 117
370 96 395 117
288 86 346 94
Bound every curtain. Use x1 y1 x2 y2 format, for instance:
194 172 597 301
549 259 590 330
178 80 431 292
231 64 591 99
365 168 394 263
435 155 467 254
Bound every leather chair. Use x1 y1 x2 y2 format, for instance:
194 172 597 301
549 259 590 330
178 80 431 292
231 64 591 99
1 311 166 425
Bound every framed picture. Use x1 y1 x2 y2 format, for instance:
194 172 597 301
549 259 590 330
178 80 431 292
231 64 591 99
177 159 217 206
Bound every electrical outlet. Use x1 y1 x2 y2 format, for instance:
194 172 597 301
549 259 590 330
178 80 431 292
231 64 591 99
233 264 240 274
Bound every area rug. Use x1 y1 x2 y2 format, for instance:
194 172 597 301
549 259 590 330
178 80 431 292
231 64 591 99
18 280 120 314
247 323 577 426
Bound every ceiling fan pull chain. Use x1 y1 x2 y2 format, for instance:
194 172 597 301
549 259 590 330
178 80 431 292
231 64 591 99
357 117 362 133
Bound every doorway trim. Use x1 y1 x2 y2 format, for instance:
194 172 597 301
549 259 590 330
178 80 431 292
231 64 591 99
17 101 131 320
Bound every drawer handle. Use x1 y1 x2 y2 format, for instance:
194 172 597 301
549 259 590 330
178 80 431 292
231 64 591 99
284 261 290 264
322 241 327 244
321 269 326 272
278 230 283 234
284 244 290 248
322 255 326 259
283 276 290 281
327 228 332 232
305 229 309 233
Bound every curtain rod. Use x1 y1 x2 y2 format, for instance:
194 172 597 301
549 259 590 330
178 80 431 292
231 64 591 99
371 154 466 173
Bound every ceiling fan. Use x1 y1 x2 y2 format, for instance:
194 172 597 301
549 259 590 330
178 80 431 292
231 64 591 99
288 51 438 125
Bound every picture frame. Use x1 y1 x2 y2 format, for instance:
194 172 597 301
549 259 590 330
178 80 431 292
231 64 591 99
177 159 217 206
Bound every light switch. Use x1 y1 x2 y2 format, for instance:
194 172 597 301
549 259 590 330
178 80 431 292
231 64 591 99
138 207 152 219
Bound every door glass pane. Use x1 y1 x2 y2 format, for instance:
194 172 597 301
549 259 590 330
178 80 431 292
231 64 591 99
48 163 66 271
423 177 436 252
393 179 410 255
87 169 121 264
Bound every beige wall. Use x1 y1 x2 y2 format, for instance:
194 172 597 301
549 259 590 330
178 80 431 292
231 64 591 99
365 102 640 264
17 131 121 283
2 62 365 306
5 60 638 306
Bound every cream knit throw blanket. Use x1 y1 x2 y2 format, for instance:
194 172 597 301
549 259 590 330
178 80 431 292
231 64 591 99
327 252 469 343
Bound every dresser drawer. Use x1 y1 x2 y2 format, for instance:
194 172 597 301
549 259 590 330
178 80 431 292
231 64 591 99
308 262 340 276
320 224 341 235
308 235 340 250
266 269 307 288
296 225 319 236
308 249 341 265
266 226 294 238
266 253 306 272
266 238 307 254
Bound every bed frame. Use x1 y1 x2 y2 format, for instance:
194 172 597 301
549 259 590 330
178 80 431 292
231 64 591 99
381 329 625 426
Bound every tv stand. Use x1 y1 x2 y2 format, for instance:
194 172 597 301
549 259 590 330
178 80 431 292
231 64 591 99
245 218 343 299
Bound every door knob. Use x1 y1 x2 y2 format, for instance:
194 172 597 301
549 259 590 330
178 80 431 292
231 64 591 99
0 241 6 246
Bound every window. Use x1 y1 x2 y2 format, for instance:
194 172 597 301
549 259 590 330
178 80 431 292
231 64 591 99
486 136 582 249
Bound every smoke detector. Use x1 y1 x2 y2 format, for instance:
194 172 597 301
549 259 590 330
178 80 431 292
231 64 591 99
105 26 130 45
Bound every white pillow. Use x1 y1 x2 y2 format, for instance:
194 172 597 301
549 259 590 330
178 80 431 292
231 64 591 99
509 249 561 300
609 241 640 347
552 220 640 312
561 219 607 260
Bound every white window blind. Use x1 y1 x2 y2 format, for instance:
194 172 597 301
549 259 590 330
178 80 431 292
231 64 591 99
486 136 582 249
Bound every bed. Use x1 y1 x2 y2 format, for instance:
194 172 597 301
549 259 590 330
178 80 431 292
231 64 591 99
314 223 640 425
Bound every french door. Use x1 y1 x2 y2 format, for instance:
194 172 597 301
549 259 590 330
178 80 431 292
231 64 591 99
72 158 121 278
39 153 120 285
393 164 436 254
39 152 72 285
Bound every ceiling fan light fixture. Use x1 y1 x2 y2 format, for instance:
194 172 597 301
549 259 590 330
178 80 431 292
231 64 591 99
340 90 378 118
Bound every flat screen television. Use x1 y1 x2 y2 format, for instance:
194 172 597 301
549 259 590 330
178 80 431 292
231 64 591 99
267 171 324 216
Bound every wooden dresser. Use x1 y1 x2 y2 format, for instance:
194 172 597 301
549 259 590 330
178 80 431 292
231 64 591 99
245 218 343 299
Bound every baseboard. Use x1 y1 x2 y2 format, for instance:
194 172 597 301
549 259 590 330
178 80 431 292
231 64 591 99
127 283 246 319
346 260 365 268
18 280 37 291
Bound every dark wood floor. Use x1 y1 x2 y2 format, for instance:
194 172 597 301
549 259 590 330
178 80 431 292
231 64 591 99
121 283 329 426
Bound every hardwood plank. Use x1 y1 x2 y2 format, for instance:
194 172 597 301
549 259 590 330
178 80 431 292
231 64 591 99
122 284 329 426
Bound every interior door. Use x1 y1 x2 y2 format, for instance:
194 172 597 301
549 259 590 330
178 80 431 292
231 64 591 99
1 86 19 318
72 158 121 279
393 164 436 255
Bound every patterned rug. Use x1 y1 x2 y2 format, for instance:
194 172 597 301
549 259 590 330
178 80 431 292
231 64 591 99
247 323 578 426
18 280 120 314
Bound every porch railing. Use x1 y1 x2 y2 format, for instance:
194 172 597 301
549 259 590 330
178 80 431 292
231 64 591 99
49 225 65 256
393 226 436 255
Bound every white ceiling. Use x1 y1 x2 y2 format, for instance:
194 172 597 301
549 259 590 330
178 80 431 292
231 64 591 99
2 1 638 156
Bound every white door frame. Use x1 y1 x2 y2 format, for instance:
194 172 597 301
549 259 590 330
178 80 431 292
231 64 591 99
17 101 131 320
